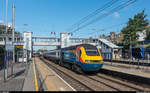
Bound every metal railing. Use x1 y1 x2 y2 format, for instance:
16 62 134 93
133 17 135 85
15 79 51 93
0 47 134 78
0 52 4 70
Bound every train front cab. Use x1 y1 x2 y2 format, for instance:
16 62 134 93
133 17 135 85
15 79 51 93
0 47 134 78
77 46 103 72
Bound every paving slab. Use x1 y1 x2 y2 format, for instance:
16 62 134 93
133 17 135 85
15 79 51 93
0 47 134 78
22 62 35 91
0 62 28 91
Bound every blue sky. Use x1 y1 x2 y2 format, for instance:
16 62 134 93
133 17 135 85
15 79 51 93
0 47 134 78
0 0 150 50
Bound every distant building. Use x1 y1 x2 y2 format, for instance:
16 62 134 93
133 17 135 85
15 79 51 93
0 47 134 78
137 25 150 46
99 25 150 46
0 23 23 42
98 38 122 60
137 30 146 42
86 37 122 60
99 32 123 44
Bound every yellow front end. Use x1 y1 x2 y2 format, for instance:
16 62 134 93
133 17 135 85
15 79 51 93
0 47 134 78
80 47 103 63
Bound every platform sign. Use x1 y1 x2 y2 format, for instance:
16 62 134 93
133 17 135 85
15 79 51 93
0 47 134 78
15 45 23 48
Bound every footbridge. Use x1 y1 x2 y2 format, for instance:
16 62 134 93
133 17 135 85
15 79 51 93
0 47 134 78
0 32 121 61
32 36 95 46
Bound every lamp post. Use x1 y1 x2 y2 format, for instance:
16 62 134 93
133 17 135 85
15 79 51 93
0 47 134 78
11 4 15 76
92 28 104 46
4 0 8 82
23 24 27 33
123 33 132 61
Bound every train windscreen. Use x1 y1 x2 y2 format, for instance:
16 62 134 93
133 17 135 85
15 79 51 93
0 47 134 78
85 49 100 56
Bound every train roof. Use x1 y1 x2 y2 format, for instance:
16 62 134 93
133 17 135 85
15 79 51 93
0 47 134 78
62 44 97 50
46 44 98 52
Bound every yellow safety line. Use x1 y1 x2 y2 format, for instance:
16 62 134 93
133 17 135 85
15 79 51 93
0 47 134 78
33 58 39 91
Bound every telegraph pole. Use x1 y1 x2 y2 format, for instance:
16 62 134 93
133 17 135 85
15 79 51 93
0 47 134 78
4 0 8 81
11 4 15 76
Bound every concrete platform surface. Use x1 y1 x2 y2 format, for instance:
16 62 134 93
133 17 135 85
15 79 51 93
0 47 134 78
0 62 29 91
34 57 75 91
103 63 150 79
22 62 35 91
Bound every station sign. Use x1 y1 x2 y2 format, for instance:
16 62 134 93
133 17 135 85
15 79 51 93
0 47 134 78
15 45 23 48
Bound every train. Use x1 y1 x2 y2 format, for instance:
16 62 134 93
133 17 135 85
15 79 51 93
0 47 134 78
132 46 145 59
132 46 150 60
43 44 103 73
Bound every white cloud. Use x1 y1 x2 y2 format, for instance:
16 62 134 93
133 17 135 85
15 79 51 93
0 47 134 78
113 12 120 18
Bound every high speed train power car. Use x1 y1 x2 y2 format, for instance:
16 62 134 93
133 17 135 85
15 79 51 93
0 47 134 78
43 44 103 73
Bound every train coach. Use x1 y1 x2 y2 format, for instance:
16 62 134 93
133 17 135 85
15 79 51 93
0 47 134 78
43 50 60 62
132 47 145 59
43 44 103 73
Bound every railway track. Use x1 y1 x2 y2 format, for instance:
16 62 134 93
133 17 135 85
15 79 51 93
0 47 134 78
40 57 93 91
39 57 150 91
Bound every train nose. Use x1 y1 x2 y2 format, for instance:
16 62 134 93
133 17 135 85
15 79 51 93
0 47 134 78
81 63 103 72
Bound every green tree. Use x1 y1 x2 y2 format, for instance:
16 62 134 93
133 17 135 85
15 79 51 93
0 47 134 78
122 10 149 48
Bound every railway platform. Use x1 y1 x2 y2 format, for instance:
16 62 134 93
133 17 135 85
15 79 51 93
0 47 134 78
34 57 75 91
0 57 149 91
0 57 76 91
36 57 150 91
105 59 150 65
103 62 150 80
0 59 44 91
0 62 29 91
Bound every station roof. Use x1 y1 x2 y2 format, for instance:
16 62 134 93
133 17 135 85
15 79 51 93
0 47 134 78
98 38 121 49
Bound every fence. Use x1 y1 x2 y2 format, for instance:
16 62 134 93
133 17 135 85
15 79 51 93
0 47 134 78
101 52 112 60
144 48 150 60
102 48 150 61
0 47 4 70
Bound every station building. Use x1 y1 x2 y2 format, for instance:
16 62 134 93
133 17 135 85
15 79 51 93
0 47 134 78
98 38 122 60
89 38 122 60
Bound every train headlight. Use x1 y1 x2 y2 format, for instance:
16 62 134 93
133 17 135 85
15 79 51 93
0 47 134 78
85 60 103 62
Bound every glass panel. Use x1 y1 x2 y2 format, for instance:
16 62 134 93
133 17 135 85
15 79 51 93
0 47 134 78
86 49 99 56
